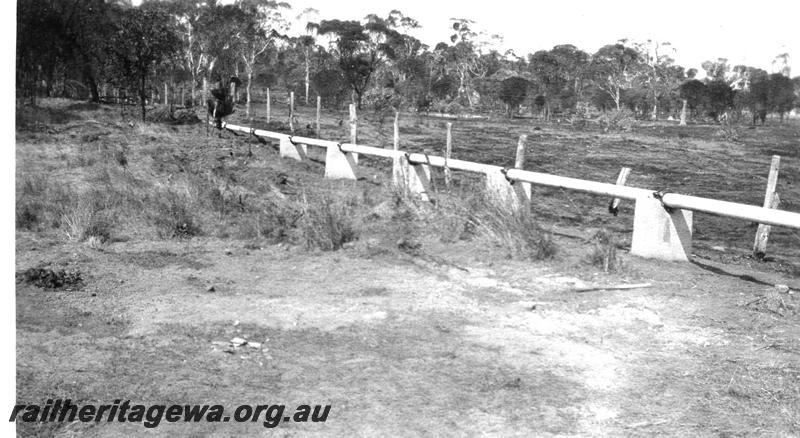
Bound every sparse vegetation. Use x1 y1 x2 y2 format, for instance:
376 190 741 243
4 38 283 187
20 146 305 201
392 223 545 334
586 228 621 272
150 190 202 239
468 197 557 260
13 93 800 437
597 108 636 132
299 193 359 251
16 267 84 290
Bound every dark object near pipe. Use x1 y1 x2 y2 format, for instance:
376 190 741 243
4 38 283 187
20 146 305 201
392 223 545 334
207 76 241 131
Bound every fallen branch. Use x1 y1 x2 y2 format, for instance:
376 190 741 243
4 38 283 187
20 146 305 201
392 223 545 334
573 283 653 293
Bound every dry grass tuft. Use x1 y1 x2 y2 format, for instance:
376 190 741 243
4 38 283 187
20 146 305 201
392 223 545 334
298 193 359 251
585 228 622 272
467 196 557 261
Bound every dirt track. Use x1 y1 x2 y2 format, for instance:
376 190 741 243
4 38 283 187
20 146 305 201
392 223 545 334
15 100 800 436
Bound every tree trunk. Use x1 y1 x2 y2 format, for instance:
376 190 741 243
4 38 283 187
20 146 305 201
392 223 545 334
83 64 99 103
679 99 687 126
190 71 196 108
246 69 253 118
234 64 240 102
304 46 310 106
651 92 658 120
139 75 147 122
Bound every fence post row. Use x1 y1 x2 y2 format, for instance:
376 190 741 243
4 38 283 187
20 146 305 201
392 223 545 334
220 117 797 262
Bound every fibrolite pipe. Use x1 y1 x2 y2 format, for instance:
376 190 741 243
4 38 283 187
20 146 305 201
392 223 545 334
214 122 800 230
661 193 800 229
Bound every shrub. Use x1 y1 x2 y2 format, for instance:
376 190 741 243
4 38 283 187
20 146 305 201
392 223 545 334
16 267 84 290
61 191 117 244
299 194 359 251
235 203 302 243
586 228 621 272
499 77 529 114
597 109 636 133
150 191 201 239
468 198 556 260
16 175 76 230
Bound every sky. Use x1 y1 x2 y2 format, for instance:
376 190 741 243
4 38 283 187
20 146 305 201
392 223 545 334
292 0 798 77
124 0 798 75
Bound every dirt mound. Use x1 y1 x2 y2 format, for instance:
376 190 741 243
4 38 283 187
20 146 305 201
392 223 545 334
16 267 85 291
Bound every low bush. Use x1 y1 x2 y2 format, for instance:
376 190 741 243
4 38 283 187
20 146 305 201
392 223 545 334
597 109 636 133
468 197 557 260
149 190 202 239
585 228 621 272
298 194 359 251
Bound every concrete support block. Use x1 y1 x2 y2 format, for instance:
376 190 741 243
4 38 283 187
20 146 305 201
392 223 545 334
630 194 693 261
485 170 531 213
393 155 431 202
324 145 357 180
279 137 306 161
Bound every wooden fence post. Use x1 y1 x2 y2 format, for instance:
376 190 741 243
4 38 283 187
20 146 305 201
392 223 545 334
289 91 295 133
202 77 208 106
316 95 321 138
608 167 632 215
754 155 781 258
485 134 530 212
164 83 168 105
445 122 453 188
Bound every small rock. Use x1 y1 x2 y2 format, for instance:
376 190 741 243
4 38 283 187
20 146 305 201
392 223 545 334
247 342 262 349
230 337 247 346
206 286 216 292
233 320 240 327
224 249 233 255
775 284 790 293
711 246 726 252
342 242 356 250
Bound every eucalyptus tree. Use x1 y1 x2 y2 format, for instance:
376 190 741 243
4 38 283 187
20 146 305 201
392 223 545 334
701 58 730 82
162 0 211 107
108 6 180 121
234 0 290 117
317 18 399 108
589 43 643 111
297 7 319 105
632 40 681 119
17 0 124 102
364 10 428 108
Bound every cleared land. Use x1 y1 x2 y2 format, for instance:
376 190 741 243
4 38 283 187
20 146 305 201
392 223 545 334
14 99 800 437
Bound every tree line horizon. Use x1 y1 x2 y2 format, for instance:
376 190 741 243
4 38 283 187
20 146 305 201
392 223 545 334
16 0 800 123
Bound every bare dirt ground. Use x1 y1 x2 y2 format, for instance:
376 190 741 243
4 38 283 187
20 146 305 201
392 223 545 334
15 98 800 437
